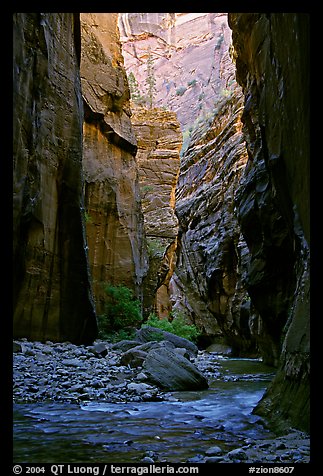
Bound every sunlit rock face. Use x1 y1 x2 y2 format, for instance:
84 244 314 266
131 106 182 317
120 12 260 353
13 13 97 344
118 13 235 133
229 13 309 432
80 13 148 313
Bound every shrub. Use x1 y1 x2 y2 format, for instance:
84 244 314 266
176 86 186 96
98 284 142 338
147 238 165 258
187 79 197 87
143 311 200 343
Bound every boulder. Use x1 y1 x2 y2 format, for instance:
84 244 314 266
136 326 198 357
111 340 141 352
119 349 148 368
119 340 175 368
91 342 108 357
13 342 23 353
143 347 208 391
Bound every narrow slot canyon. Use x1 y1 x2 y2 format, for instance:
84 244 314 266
13 13 310 467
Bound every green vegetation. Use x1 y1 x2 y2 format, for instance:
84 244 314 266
127 71 147 106
97 283 200 344
84 211 92 224
147 238 165 258
98 284 142 340
176 86 186 96
143 311 200 343
140 185 154 197
187 79 197 87
145 47 156 109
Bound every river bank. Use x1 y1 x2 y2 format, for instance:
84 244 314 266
13 339 310 463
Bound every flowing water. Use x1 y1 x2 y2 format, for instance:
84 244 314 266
13 357 276 463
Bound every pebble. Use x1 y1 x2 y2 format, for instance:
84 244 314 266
13 339 310 464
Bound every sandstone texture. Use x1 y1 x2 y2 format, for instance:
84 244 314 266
131 106 182 316
80 14 148 313
170 87 260 354
119 13 235 133
13 13 97 343
229 13 310 432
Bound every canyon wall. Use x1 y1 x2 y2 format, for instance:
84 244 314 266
170 86 259 352
13 13 97 344
131 106 182 317
118 13 234 134
80 14 148 313
229 13 310 432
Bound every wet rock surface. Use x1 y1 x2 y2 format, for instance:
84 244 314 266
13 339 309 463
13 337 210 404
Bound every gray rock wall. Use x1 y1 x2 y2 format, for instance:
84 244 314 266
229 13 310 432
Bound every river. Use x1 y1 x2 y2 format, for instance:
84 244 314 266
13 357 276 463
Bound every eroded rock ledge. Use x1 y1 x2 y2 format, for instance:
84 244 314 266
80 13 148 312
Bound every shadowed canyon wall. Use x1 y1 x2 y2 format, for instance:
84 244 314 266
13 12 310 434
80 13 148 313
13 13 97 344
229 13 310 432
170 87 260 353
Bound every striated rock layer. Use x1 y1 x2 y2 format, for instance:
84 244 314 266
13 13 97 343
171 86 261 353
229 13 310 432
131 106 182 317
80 14 148 313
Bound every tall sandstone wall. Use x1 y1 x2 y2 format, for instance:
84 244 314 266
80 14 148 313
13 13 97 344
229 13 310 432
118 13 234 134
171 87 258 352
131 106 182 317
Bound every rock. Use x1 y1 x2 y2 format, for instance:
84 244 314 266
226 448 248 460
80 13 147 315
173 347 191 360
136 372 148 381
61 359 83 367
186 455 204 463
141 457 154 464
13 342 23 353
119 349 148 368
229 13 310 432
170 87 254 353
205 445 222 456
136 326 198 357
111 340 141 352
91 343 108 358
205 344 232 355
143 347 208 391
13 13 97 344
127 382 155 394
204 456 225 463
131 106 182 316
119 13 234 133
119 340 175 367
